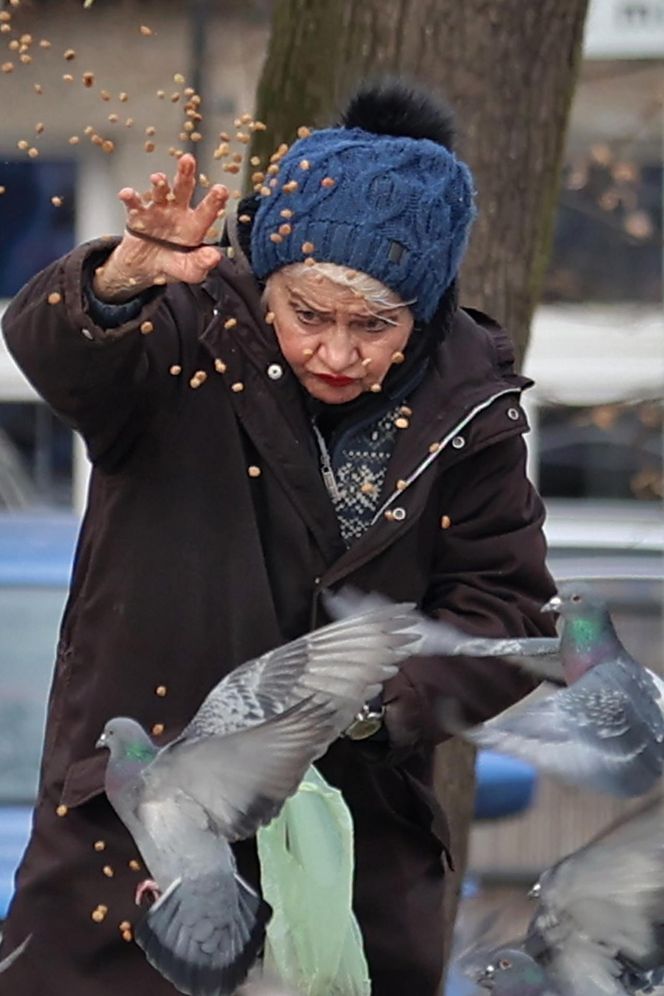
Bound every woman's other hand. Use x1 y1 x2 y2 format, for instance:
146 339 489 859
93 154 228 302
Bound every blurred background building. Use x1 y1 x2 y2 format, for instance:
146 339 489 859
0 0 662 929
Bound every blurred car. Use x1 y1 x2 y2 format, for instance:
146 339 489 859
0 430 37 511
0 511 78 920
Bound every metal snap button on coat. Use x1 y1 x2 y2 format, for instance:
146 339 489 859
451 435 465 449
267 363 283 380
81 328 94 340
392 507 406 521
507 407 520 421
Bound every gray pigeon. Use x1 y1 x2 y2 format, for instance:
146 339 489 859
476 947 560 994
0 934 31 975
97 600 426 996
468 796 664 996
475 947 664 996
438 582 664 797
525 795 664 994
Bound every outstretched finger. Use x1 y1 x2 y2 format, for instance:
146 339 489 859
193 184 229 230
149 172 170 206
118 187 144 213
171 153 198 208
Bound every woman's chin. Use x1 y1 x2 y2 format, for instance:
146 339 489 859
303 378 365 404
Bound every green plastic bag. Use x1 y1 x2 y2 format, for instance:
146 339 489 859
256 765 371 996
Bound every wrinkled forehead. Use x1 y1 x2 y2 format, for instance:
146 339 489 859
269 265 407 315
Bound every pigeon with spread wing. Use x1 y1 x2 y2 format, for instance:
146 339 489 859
97 599 425 996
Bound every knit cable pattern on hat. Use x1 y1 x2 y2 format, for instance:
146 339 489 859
251 127 476 322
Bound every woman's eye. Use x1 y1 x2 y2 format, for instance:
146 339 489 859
359 319 389 334
294 309 319 324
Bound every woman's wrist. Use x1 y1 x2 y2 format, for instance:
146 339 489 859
92 263 154 303
92 241 161 303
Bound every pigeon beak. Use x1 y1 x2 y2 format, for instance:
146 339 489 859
541 594 562 614
95 732 107 749
476 966 495 990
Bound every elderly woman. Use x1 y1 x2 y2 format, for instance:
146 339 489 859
0 82 554 996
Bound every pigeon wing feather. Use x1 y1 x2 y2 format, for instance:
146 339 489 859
527 795 664 987
156 697 342 840
323 587 565 682
182 604 419 739
459 664 664 797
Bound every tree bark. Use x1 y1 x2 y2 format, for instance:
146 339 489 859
250 0 589 977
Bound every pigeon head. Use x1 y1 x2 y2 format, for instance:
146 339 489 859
541 581 608 623
476 948 551 994
541 582 620 683
96 716 157 764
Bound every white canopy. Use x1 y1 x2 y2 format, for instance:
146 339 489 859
523 304 663 407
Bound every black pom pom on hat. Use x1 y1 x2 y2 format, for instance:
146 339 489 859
338 76 456 150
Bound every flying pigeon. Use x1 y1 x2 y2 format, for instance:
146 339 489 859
97 599 426 996
472 795 664 996
437 582 664 798
0 935 31 975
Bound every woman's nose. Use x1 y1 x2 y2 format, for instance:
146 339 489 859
318 326 358 370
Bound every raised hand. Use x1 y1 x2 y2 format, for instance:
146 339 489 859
93 153 228 302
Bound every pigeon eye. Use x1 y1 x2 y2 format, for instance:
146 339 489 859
498 958 512 970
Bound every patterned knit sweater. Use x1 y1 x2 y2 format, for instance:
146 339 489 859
312 403 408 547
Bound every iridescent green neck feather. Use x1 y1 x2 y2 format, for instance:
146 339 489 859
124 741 157 763
565 615 603 653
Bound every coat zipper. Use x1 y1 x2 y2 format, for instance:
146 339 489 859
311 421 342 502
371 387 522 524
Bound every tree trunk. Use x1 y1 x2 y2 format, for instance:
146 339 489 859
251 0 588 362
250 0 589 976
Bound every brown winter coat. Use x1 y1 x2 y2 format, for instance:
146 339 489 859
0 239 555 996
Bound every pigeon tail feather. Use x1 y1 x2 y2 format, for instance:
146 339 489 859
135 875 270 996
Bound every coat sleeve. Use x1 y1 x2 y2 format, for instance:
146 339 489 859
1 239 181 469
382 431 557 751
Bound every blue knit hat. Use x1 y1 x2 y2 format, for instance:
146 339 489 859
250 126 476 322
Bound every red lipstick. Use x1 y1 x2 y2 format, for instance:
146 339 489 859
315 374 357 386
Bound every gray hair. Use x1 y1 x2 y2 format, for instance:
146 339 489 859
265 262 415 320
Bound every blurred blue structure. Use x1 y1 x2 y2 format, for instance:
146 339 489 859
474 752 537 821
0 510 78 586
0 809 33 921
0 511 78 919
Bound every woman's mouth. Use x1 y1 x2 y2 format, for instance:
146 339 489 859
314 373 357 387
